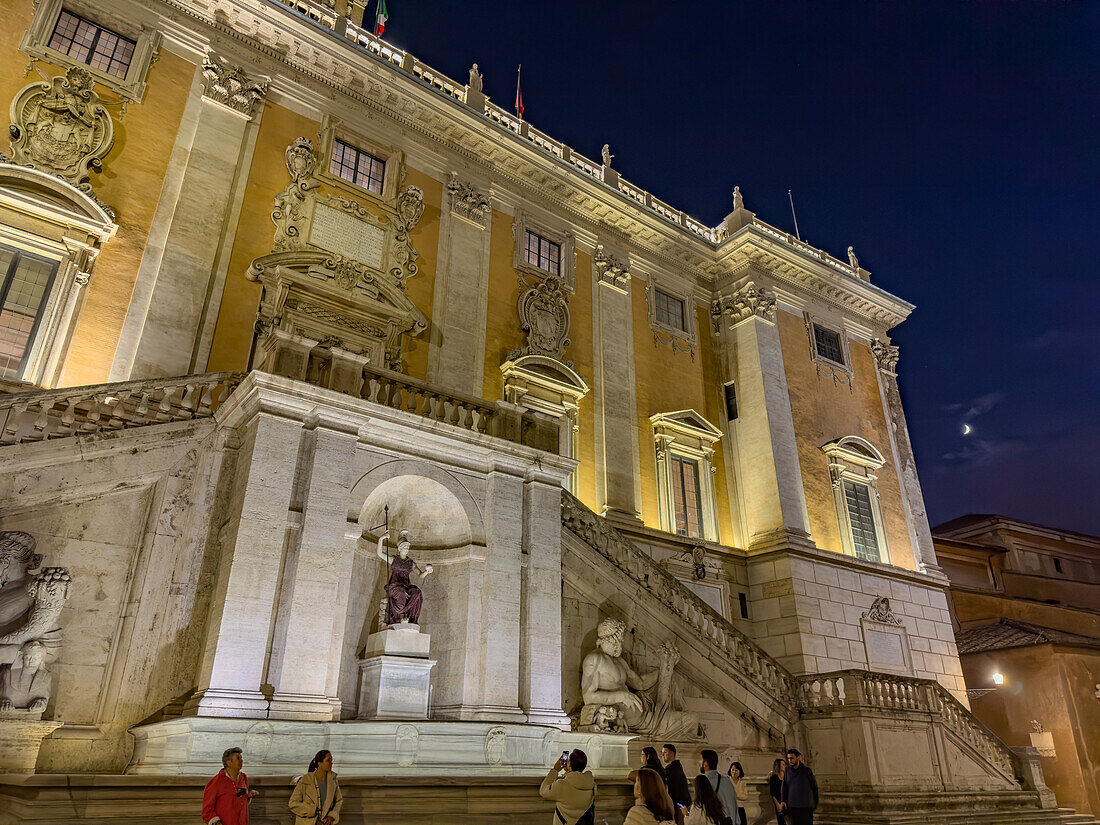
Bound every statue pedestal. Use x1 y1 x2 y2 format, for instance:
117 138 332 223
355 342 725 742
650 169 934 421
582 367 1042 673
357 624 435 720
0 718 63 772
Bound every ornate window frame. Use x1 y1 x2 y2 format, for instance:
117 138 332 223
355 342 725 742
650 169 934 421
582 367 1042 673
822 436 891 564
512 209 575 291
650 410 723 542
20 0 161 102
500 354 589 494
645 276 697 357
0 163 116 387
317 116 403 204
805 313 852 372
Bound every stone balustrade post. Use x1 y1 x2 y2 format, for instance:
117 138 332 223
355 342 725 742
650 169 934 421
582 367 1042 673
1011 747 1058 808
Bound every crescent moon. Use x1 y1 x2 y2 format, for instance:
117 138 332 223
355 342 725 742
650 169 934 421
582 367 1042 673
962 424 972 435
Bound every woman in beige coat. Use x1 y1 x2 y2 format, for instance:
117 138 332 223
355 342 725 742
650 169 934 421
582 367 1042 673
289 750 343 825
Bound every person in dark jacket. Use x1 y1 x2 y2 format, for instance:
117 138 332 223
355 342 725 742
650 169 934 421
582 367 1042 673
661 744 692 813
768 758 788 825
781 749 818 825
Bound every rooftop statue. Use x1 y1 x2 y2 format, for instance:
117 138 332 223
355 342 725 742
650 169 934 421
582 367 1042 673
601 144 614 166
848 245 860 271
468 63 483 93
732 186 744 211
377 530 433 625
578 617 702 740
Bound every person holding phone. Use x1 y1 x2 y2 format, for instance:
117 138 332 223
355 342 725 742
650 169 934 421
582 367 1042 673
539 748 597 825
202 747 258 825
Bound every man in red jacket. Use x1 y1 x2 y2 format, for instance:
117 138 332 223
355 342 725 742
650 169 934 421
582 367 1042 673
203 747 259 825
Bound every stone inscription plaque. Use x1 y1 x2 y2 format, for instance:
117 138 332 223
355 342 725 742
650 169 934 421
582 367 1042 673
310 203 385 269
865 627 906 668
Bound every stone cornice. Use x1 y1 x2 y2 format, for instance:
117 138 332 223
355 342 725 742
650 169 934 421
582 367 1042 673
151 1 913 328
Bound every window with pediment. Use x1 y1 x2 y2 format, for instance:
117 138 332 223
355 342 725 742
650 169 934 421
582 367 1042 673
823 436 891 564
651 409 723 542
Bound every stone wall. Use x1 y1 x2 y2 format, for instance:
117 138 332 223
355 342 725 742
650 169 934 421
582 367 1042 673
747 548 966 699
0 418 224 771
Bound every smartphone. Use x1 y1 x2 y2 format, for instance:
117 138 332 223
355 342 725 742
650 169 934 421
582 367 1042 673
235 787 248 797
561 750 569 763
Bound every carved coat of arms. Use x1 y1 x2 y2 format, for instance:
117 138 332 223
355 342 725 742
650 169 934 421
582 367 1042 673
512 275 570 362
8 66 114 187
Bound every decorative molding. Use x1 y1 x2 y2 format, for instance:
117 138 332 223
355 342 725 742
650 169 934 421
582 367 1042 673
447 172 491 227
512 210 576 291
8 66 115 208
389 185 424 288
509 275 571 363
862 596 903 626
19 0 161 102
272 136 320 251
711 282 776 328
650 410 723 542
200 52 268 118
593 243 629 291
871 338 900 376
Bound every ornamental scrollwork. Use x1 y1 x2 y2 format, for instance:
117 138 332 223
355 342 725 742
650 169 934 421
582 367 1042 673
711 282 776 328
447 173 491 226
861 596 903 626
593 244 629 290
871 338 900 376
272 137 320 251
388 185 424 288
200 53 268 118
509 275 571 363
8 66 116 215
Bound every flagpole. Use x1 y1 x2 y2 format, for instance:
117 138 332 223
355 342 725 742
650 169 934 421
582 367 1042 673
515 64 524 119
788 189 801 241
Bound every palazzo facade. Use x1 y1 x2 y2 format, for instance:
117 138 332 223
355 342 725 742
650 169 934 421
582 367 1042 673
0 1 1078 823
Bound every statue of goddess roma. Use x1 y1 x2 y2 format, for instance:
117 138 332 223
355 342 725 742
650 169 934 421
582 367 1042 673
377 530 432 625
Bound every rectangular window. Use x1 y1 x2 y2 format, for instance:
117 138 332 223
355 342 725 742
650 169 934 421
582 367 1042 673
1053 557 1063 574
654 288 686 331
723 382 738 421
738 591 749 619
329 139 386 194
524 229 560 276
48 10 136 79
843 479 881 562
813 324 845 366
670 454 704 539
0 245 58 380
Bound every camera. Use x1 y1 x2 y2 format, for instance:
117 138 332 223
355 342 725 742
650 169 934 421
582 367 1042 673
235 787 248 797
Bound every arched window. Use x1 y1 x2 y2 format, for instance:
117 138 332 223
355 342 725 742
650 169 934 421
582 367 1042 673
0 164 116 386
822 436 891 564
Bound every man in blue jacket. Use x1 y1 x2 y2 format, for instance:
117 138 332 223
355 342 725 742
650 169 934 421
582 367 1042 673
781 748 819 825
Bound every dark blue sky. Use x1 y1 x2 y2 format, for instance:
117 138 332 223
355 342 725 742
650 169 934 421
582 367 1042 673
376 1 1100 535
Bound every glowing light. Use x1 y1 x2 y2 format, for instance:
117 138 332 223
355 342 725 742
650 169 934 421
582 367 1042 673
962 423 972 435
991 672 1005 686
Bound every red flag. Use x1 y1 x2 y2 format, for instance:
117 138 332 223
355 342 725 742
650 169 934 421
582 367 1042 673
514 64 524 119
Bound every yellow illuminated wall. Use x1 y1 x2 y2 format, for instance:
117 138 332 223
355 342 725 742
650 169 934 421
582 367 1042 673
0 5 191 387
778 312 916 570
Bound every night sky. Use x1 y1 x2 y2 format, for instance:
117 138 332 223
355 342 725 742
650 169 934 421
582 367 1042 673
371 1 1100 535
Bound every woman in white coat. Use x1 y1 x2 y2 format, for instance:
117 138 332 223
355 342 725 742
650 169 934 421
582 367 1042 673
289 750 343 825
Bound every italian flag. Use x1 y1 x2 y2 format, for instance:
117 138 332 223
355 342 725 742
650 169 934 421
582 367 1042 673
374 0 388 35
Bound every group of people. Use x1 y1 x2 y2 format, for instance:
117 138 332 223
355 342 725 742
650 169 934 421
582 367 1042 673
202 741 817 825
201 747 343 825
541 744 818 825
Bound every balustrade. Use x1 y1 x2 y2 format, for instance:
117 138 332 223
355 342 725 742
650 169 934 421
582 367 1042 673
0 373 244 446
560 491 797 710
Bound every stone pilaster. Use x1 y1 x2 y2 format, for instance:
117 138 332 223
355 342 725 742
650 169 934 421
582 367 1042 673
712 283 812 548
186 389 302 717
267 412 359 720
427 173 492 396
519 472 572 728
872 338 941 573
592 253 642 521
111 53 267 380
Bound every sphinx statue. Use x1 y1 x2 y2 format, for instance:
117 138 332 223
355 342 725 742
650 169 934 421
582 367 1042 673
578 617 702 740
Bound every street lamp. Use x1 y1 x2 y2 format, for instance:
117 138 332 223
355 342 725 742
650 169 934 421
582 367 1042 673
991 672 1005 686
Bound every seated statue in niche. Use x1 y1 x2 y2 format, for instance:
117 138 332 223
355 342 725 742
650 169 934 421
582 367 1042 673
377 530 433 625
578 617 702 740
